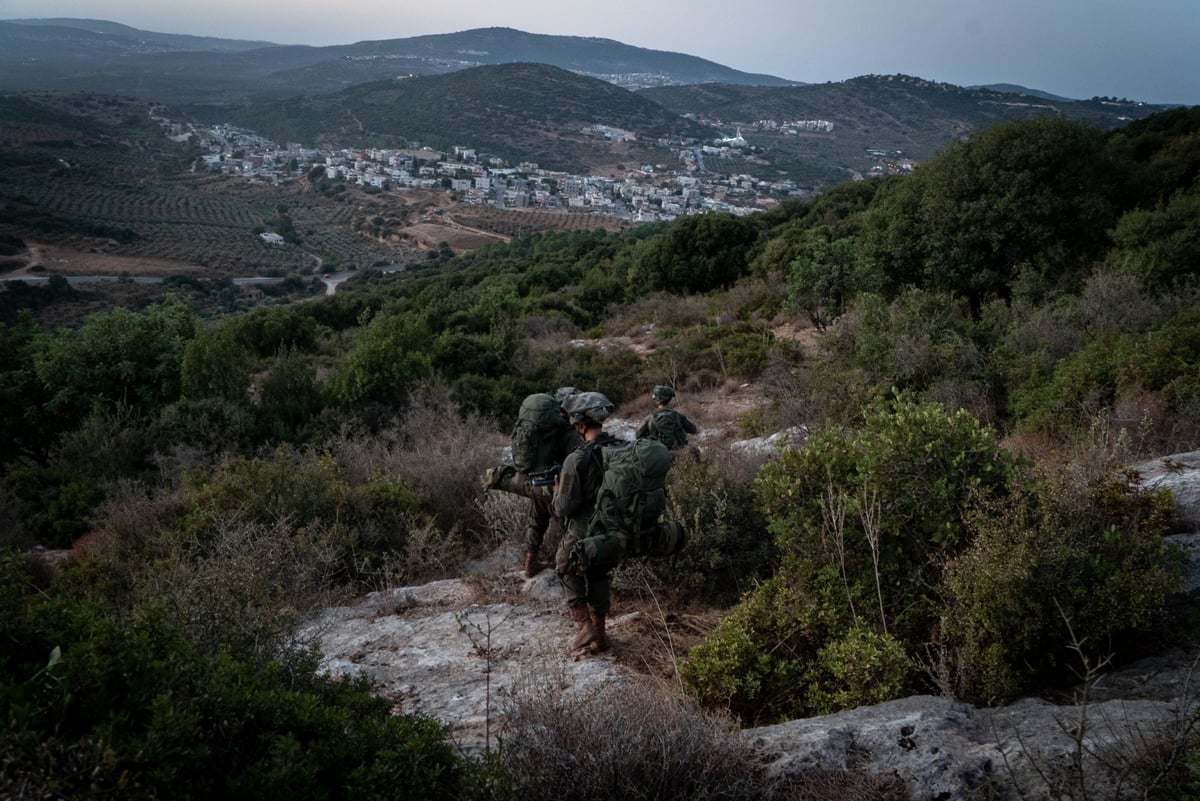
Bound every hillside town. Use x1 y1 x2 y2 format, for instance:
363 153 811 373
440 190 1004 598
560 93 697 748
184 118 826 223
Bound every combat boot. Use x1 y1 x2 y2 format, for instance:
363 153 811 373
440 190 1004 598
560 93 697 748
570 604 598 650
523 548 545 579
589 613 609 653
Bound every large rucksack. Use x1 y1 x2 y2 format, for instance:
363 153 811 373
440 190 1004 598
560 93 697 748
566 438 688 574
645 407 688 450
511 393 568 473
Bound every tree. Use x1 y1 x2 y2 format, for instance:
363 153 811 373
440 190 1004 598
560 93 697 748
181 325 250 403
257 345 323 441
329 312 432 409
0 312 52 466
34 295 199 430
633 213 762 292
863 117 1124 308
1105 185 1200 291
786 230 876 329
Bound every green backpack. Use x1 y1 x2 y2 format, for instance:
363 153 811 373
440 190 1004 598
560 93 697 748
645 407 688 450
511 393 567 473
567 438 687 574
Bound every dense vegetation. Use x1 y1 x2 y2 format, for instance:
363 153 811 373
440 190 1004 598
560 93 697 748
3 107 1200 795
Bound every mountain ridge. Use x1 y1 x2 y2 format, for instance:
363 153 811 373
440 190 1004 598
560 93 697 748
0 19 1180 191
0 19 796 100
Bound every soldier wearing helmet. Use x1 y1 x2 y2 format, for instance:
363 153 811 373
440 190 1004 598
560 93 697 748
552 391 621 652
636 385 698 451
482 387 581 578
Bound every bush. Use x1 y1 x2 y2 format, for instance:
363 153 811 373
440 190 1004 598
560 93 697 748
326 382 504 550
755 395 1016 643
519 341 643 406
824 289 992 417
64 434 456 665
0 465 104 549
805 624 911 715
679 322 775 381
0 553 471 801
939 466 1182 704
499 679 762 801
680 569 861 725
685 397 1013 723
1008 307 1200 449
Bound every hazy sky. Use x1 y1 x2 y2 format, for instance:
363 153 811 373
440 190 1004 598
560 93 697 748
1 0 1196 105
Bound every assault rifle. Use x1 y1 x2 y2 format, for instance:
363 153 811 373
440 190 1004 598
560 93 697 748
529 464 562 487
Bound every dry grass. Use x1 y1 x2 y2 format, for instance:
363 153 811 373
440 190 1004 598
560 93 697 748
607 600 723 685
19 241 205 276
499 678 763 801
498 673 914 801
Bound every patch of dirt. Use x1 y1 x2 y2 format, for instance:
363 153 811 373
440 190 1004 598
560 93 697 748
400 222 506 252
770 318 824 361
9 242 203 277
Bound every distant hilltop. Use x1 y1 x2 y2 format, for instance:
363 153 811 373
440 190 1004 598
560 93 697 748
0 19 799 100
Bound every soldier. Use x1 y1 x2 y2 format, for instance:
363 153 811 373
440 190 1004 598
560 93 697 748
636 385 698 450
552 391 621 652
482 387 580 577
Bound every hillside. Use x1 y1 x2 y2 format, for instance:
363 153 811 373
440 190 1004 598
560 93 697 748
0 20 794 102
214 63 710 172
0 19 1180 190
211 69 1175 185
641 74 1173 184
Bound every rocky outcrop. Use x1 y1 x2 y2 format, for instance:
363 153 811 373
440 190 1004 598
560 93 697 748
1137 452 1200 534
748 677 1198 800
298 562 629 755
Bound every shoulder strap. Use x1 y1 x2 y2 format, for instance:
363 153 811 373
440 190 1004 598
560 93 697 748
580 434 616 476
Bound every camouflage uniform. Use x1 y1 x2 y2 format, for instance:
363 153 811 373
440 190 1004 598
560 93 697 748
635 406 698 449
552 391 618 651
524 425 582 555
552 431 621 616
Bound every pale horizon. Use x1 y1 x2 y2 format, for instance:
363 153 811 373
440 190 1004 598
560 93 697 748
0 0 1196 106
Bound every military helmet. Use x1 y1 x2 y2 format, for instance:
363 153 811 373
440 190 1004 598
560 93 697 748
554 386 579 404
652 385 676 404
561 391 614 425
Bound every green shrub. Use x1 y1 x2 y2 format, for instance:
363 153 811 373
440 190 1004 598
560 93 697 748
806 624 912 716
1008 307 1200 445
685 398 1014 723
0 553 471 801
519 341 643 405
682 571 842 725
0 466 103 549
54 439 444 662
755 395 1015 643
255 344 325 441
660 322 774 384
33 294 199 429
940 467 1182 704
824 289 991 414
329 311 432 409
156 396 259 453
